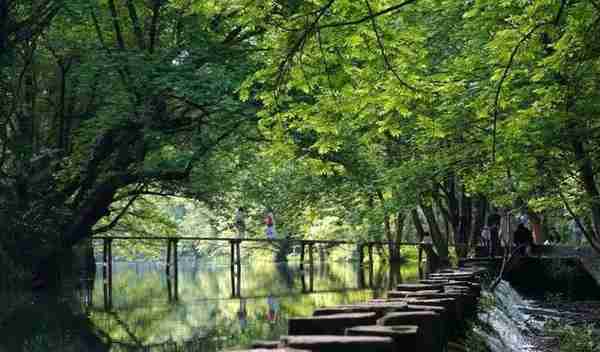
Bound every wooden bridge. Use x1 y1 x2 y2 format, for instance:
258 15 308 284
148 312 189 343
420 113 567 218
92 236 425 308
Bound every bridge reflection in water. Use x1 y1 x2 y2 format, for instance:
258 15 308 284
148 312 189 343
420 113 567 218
93 236 423 310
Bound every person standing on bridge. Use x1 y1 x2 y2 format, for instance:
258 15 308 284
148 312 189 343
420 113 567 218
487 212 502 257
569 218 583 249
234 207 246 238
265 209 277 239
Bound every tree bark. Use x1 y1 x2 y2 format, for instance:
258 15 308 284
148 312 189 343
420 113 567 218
419 200 449 262
412 209 425 241
470 195 487 248
572 139 600 251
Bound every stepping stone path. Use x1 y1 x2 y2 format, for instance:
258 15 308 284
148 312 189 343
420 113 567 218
223 267 486 352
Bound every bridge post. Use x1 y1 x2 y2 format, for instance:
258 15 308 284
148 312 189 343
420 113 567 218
102 239 107 285
230 240 235 267
107 238 113 306
358 244 364 266
309 243 314 267
173 239 179 300
102 238 108 308
309 260 314 292
368 243 374 266
300 242 305 270
230 240 236 297
236 239 241 297
418 243 423 279
166 239 172 279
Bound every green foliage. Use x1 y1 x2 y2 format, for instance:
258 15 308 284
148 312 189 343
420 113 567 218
4 0 600 282
545 320 600 352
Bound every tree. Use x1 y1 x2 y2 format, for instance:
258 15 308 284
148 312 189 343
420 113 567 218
0 0 264 279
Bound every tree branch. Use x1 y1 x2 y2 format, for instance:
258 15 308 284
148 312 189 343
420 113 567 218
318 0 417 30
491 22 546 162
276 0 336 90
365 0 416 91
125 0 145 49
149 0 161 53
93 185 144 234
107 0 126 50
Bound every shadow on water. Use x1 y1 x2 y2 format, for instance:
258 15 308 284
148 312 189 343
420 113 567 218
0 259 420 352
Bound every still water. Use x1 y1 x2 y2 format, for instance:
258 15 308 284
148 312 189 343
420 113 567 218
0 259 419 352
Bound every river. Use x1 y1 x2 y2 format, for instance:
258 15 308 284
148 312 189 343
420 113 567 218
0 259 419 351
1 257 598 352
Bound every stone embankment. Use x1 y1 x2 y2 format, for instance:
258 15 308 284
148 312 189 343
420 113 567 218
226 264 488 352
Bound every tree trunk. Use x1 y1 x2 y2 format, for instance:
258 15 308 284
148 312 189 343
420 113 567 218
412 209 425 241
470 195 487 248
572 139 600 252
455 187 471 258
419 200 449 263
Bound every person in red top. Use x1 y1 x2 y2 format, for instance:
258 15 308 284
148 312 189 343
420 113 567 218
265 209 276 239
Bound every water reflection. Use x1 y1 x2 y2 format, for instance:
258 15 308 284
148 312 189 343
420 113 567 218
0 260 419 352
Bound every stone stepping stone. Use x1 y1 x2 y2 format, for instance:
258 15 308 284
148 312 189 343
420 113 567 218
438 291 477 317
313 302 408 319
280 335 394 352
378 311 445 352
346 325 419 351
404 298 461 338
445 286 476 296
288 312 378 335
395 283 445 292
387 290 441 299
404 291 475 312
251 341 280 349
428 273 477 282
419 279 452 285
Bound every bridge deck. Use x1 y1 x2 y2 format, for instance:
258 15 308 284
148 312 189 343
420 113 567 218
92 236 421 246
